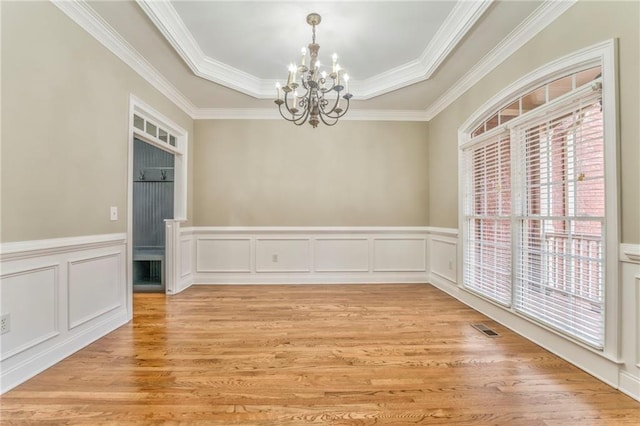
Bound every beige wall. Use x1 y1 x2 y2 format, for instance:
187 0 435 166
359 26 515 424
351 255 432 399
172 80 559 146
1 1 194 243
194 120 429 226
427 0 640 243
4 1 637 242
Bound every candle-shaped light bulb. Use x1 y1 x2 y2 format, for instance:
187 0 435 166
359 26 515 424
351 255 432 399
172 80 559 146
335 64 342 85
286 63 295 86
300 47 307 67
344 74 350 93
332 53 338 73
276 82 281 100
288 63 297 85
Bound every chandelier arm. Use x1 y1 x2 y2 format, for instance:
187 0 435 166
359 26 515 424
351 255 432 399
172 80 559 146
334 96 351 118
301 85 312 99
277 103 299 122
318 111 339 126
282 91 306 118
322 92 351 119
293 95 311 124
320 81 337 94
293 106 311 125
320 93 341 116
278 96 307 122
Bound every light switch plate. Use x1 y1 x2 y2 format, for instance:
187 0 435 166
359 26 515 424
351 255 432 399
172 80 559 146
110 206 118 221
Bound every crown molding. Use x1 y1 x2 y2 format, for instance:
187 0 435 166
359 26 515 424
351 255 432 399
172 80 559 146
356 0 493 99
136 0 265 98
51 0 575 124
51 0 198 118
424 0 578 120
192 108 428 122
136 0 492 100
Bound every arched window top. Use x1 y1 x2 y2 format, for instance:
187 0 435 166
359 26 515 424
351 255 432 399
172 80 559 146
470 65 601 138
459 40 617 149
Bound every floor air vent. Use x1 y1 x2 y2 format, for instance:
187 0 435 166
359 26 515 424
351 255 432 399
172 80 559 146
471 323 499 337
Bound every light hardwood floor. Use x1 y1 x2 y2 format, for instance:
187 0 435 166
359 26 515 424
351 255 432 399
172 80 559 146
1 284 639 425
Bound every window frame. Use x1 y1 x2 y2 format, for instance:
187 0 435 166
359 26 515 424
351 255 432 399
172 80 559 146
458 40 619 359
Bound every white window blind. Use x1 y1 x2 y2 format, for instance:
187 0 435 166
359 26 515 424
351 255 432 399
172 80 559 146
514 88 605 347
462 131 512 306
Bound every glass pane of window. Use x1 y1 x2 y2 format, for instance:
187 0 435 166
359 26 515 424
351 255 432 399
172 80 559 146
158 129 168 143
548 75 573 102
146 121 157 137
499 100 520 125
169 135 177 147
575 66 601 88
463 135 512 306
133 115 144 131
516 218 603 347
521 87 546 115
472 124 484 138
515 94 605 348
485 112 499 132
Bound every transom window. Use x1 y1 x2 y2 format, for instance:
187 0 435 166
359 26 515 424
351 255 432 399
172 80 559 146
133 113 178 148
471 67 601 138
459 43 618 351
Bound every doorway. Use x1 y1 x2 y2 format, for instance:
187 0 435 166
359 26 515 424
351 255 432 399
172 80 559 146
127 96 188 317
132 138 174 293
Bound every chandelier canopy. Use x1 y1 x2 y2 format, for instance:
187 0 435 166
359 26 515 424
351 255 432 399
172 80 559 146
275 13 352 128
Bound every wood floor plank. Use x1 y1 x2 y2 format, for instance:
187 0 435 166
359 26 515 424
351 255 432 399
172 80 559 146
1 284 638 424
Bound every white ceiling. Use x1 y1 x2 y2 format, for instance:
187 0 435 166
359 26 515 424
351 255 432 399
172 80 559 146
172 1 457 80
81 0 552 114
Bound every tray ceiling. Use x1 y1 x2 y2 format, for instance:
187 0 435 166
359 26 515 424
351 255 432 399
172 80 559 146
66 1 564 115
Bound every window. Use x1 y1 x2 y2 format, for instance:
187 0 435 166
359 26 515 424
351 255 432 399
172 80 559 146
460 44 617 351
463 132 512 305
514 87 605 347
133 113 179 151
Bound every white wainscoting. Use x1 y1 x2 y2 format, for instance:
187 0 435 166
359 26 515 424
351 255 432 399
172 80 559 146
255 238 312 272
180 237 193 279
197 238 252 272
373 238 426 272
428 236 458 284
314 238 369 272
165 221 194 295
0 234 128 394
1 266 59 362
187 227 434 285
68 252 122 330
617 247 640 400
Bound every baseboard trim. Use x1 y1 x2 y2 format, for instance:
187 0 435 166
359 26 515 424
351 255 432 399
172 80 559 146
427 272 461 297
619 370 640 401
194 273 429 285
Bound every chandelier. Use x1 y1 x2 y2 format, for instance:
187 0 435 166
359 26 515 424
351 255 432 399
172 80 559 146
274 13 352 128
